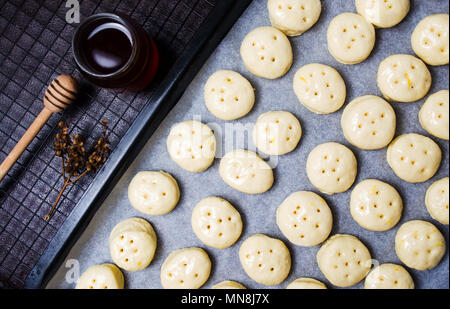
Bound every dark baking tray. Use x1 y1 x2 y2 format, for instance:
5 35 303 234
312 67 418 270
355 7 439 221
0 0 223 289
20 0 253 288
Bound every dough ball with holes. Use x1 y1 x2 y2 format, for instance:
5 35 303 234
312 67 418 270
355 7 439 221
128 171 180 216
276 191 332 247
204 70 255 120
191 196 243 249
317 234 371 287
75 264 124 289
395 220 446 271
419 90 449 140
239 234 291 285
253 111 302 155
267 0 321 36
411 14 449 66
387 133 441 183
160 247 211 289
212 280 246 289
306 142 357 195
109 218 157 272
355 0 410 28
219 149 274 194
350 179 403 231
286 277 327 289
364 264 414 289
327 13 376 64
341 95 396 150
293 63 346 114
167 120 216 173
426 177 449 225
377 54 431 102
240 26 293 79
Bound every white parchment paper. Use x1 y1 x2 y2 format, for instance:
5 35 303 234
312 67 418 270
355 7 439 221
48 0 449 289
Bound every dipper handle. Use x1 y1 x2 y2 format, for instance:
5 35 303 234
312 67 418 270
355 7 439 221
0 108 53 181
0 75 78 182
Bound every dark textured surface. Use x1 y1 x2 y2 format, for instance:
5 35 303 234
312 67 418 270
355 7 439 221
0 0 216 289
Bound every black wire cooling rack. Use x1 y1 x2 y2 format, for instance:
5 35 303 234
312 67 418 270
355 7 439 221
0 0 219 289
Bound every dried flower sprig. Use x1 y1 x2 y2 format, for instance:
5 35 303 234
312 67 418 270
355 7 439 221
45 120 111 221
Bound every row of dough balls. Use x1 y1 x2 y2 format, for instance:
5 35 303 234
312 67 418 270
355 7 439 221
75 219 446 289
204 63 448 144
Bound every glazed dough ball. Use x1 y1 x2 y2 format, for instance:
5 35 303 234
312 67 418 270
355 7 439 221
128 171 180 215
76 264 124 289
350 179 403 231
306 142 357 195
219 149 274 194
240 26 293 79
425 177 449 225
419 90 449 140
317 234 372 287
160 248 211 289
109 218 157 271
212 280 246 289
204 70 255 120
166 120 216 173
364 264 414 289
252 111 302 155
267 0 322 36
386 133 441 183
327 13 376 64
411 14 449 66
191 196 243 249
395 220 446 271
355 0 410 28
276 191 332 246
293 63 347 114
341 95 396 150
377 54 431 102
286 277 327 289
239 234 291 285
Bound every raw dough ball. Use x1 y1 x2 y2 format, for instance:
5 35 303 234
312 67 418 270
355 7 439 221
128 171 180 215
240 26 293 79
377 54 431 102
411 14 449 66
109 218 157 271
219 149 274 194
276 191 332 246
212 280 246 289
419 90 449 140
293 63 346 114
239 234 291 285
204 70 255 120
252 111 302 155
306 142 357 195
364 264 414 289
286 277 327 289
160 247 211 289
350 179 403 231
341 95 396 150
395 220 446 271
327 12 376 64
76 264 124 289
425 177 449 225
355 0 410 28
267 0 322 36
167 120 216 173
386 133 441 183
317 234 372 287
191 196 243 249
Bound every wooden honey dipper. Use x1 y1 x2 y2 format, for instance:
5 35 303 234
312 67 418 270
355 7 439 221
0 75 78 182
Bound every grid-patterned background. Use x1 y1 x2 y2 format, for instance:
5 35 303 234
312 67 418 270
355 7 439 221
0 0 217 288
